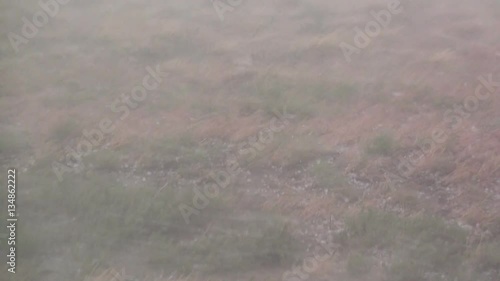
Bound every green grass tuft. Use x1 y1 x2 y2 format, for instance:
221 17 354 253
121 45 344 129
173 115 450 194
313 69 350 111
365 132 397 156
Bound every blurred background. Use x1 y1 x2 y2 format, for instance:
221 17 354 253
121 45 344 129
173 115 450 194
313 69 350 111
0 0 499 280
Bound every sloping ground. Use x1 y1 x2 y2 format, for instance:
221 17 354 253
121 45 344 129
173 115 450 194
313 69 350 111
0 0 499 281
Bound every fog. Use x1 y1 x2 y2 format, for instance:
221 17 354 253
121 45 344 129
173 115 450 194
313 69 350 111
0 0 499 280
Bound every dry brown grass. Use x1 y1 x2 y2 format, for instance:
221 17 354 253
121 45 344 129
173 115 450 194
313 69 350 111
2 0 500 280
